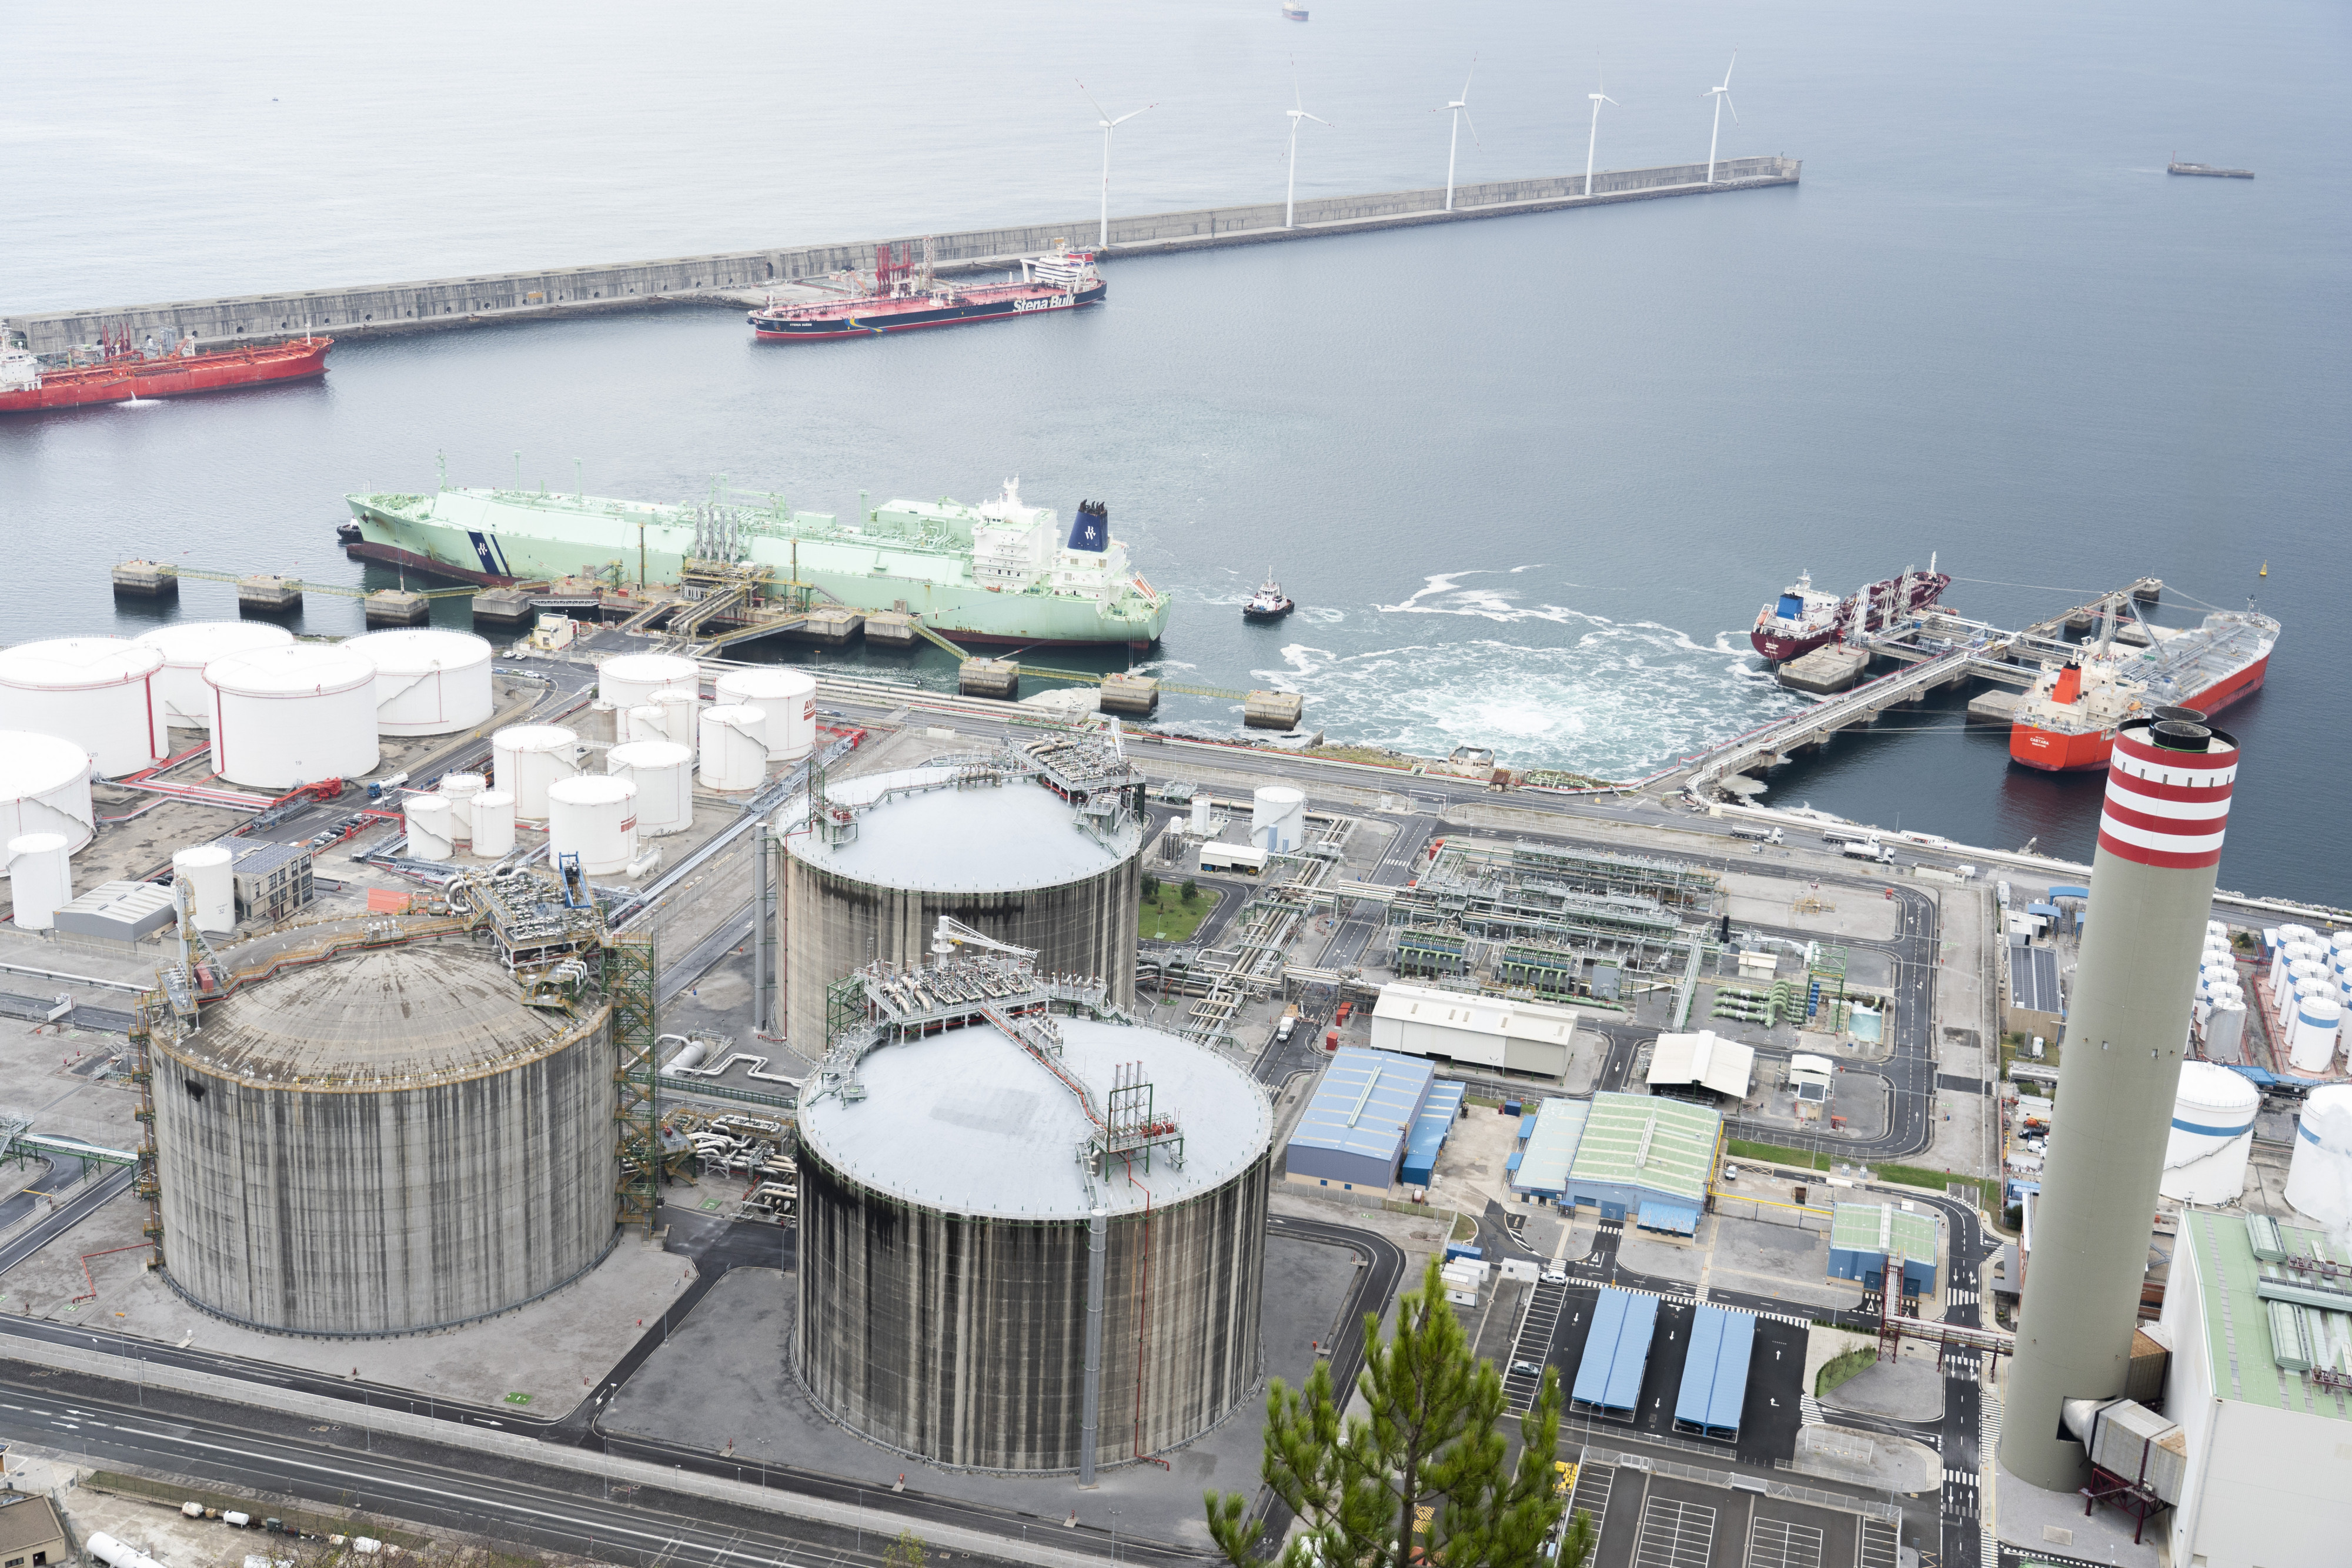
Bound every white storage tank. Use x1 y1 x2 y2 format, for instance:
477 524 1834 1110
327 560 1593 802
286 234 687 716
2203 998 2247 1064
133 621 293 730
1191 793 1211 835
0 731 95 854
2287 1085 2352 1232
205 643 380 789
598 653 700 711
2291 995 2344 1073
623 704 668 745
547 775 638 875
406 795 456 861
492 724 583 821
2159 1062 2260 1205
1250 785 1305 854
8 833 73 930
472 790 517 858
0 637 168 777
654 688 701 748
698 705 767 792
607 740 694 837
171 845 235 933
346 628 496 737
439 773 486 842
714 668 818 760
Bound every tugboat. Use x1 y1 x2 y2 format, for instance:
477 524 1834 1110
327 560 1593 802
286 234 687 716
1242 571 1295 623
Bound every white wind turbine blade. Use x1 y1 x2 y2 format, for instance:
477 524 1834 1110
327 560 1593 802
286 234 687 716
1461 62 1476 102
1077 80 1111 123
1299 111 1332 128
1112 103 1155 128
1723 94 1740 124
1461 106 1481 145
1722 52 1736 91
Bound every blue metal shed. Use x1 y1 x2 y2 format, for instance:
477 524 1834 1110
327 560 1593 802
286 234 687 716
1636 1202 1700 1236
1398 1079 1466 1187
1672 1303 1755 1438
1571 1287 1658 1413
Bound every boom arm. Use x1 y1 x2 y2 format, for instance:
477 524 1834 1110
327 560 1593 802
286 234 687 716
930 915 1034 963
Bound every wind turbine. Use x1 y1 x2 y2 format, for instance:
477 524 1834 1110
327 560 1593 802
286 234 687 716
1078 82 1154 251
1437 63 1479 212
1584 76 1619 198
1284 78 1333 229
1701 53 1739 185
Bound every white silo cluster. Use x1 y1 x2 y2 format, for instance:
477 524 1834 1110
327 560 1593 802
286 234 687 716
2264 924 2348 1075
1250 785 1305 853
2286 1084 2352 1231
401 769 517 864
2159 1061 2260 1205
2193 922 2248 1064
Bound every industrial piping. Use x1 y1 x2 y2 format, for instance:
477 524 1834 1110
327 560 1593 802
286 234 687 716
2001 712 2242 1490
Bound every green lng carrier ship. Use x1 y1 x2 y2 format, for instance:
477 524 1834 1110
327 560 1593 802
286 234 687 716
342 477 1168 648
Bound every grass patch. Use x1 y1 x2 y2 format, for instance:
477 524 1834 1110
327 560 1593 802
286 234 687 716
1138 879 1220 943
1873 1162 2002 1212
1815 1346 1877 1398
1726 1138 1831 1172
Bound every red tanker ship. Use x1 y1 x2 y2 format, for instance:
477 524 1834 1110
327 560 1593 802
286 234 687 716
0 329 331 413
2009 605 2278 771
1750 559 1952 662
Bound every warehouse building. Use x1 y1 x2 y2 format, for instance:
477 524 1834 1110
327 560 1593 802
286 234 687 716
1509 1097 1591 1202
2003 936 2064 1042
1827 1202 1939 1297
2140 1212 2352 1567
1284 1047 1435 1196
1399 1079 1467 1188
1562 1092 1722 1233
1368 982 1578 1078
1645 1029 1755 1103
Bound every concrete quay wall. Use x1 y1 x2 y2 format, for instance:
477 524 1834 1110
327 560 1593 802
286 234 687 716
3 156 1796 355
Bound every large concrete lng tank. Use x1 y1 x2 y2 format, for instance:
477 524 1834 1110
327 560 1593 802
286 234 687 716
796 1012 1271 1472
781 743 1144 1052
149 943 615 1335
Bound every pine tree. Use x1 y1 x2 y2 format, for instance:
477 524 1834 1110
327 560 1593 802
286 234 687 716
1205 1258 1568 1567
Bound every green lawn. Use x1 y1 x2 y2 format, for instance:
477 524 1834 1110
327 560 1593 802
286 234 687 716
1140 881 1220 943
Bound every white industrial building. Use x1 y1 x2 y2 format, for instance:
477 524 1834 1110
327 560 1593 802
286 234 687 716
1368 982 1577 1078
2150 1211 2352 1567
1645 1029 1755 1101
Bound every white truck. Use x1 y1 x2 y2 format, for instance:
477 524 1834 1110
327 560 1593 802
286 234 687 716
1841 838 1895 864
1728 824 1783 845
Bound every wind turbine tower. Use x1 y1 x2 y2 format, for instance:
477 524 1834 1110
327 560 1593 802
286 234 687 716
1702 54 1739 185
1285 81 1333 229
1078 83 1154 252
1585 78 1619 197
1438 65 1479 212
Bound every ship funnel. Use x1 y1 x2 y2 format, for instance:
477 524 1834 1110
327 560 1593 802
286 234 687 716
2151 718 2213 753
1067 500 1110 553
2151 704 2207 724
2053 665 2083 705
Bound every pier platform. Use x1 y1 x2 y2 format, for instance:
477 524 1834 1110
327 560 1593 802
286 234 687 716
1778 644 1870 694
4 158 1798 357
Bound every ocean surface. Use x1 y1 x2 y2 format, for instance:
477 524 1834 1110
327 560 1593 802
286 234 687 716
4 0 2346 907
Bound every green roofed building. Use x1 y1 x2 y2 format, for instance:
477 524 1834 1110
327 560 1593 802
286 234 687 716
1561 1091 1722 1235
1828 1201 1939 1296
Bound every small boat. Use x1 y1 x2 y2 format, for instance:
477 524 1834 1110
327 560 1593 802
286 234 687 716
2169 155 2253 179
1282 0 1309 18
1242 572 1295 623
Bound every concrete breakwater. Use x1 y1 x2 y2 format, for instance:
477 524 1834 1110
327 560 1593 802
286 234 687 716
4 156 1795 356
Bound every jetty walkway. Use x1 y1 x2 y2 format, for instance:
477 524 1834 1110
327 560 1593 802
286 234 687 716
4 157 1797 356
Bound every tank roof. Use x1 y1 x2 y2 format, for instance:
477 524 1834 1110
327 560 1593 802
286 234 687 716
798 1016 1270 1219
203 641 373 697
168 944 593 1088
0 731 89 796
0 637 162 688
787 766 1140 894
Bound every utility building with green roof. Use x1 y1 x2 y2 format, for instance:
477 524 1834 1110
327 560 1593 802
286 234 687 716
1561 1091 1722 1235
1827 1201 1939 1296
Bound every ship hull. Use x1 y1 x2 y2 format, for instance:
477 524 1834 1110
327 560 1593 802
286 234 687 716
750 280 1105 340
346 493 1166 648
1751 628 1831 661
0 339 331 413
2009 652 2271 771
1750 572 1951 663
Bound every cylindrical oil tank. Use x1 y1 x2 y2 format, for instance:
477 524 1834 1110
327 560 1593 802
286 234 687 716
714 668 817 760
149 944 615 1334
607 740 694 837
133 621 293 730
0 637 169 778
1190 793 1211 834
205 643 380 789
440 773 486 842
492 724 583 821
472 791 517 858
598 652 700 711
171 845 235 933
8 833 73 930
1250 785 1305 854
405 795 456 861
547 775 637 875
624 703 669 745
346 628 496 736
697 705 767 791
2203 999 2247 1064
654 688 701 749
0 731 95 854
783 766 1143 1051
2287 1085 2352 1232
796 1013 1271 1472
2159 1061 2259 1205
2291 996 2344 1072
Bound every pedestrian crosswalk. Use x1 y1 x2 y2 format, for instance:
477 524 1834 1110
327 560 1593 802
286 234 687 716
1602 1279 1810 1328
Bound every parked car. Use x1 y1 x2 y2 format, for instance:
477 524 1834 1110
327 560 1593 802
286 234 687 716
1510 1359 1544 1378
1722 1164 1742 1183
1540 1268 1569 1286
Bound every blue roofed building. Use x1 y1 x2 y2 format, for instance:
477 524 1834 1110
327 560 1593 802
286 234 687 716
1672 1303 1756 1439
1510 1098 1591 1202
1399 1079 1466 1188
1571 1286 1659 1413
1284 1047 1436 1196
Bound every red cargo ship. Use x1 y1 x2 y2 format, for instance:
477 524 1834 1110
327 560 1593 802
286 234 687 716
1749 557 1952 662
0 330 331 413
749 243 1104 341
2009 606 2278 771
